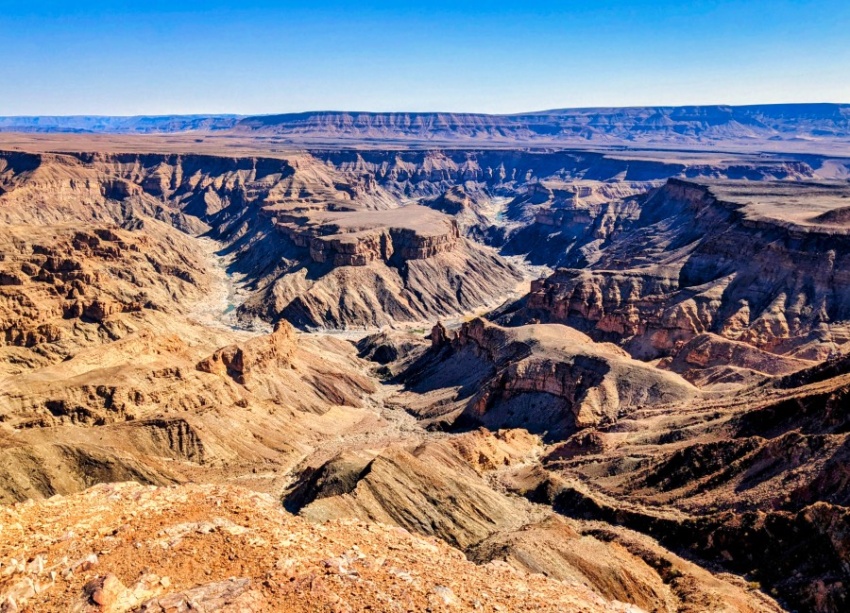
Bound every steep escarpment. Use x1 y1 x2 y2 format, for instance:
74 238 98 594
276 206 460 266
0 150 529 329
6 104 850 151
503 178 850 363
254 230 521 329
254 203 524 328
303 148 815 199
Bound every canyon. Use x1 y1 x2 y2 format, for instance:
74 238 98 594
1 129 850 613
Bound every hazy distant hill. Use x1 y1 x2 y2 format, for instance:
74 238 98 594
0 115 241 133
235 104 850 145
2 104 849 148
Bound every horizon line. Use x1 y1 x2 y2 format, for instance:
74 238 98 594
1 101 849 120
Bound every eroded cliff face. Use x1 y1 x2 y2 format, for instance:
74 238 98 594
506 178 850 363
0 222 211 374
0 310 378 503
274 206 461 267
0 150 529 329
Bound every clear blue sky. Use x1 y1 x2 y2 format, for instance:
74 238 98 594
1 0 848 115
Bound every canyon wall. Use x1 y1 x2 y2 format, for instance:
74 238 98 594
505 178 850 362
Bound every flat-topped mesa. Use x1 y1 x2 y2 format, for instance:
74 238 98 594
231 105 850 149
276 205 461 267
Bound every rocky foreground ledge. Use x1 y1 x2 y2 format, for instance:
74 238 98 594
0 482 641 613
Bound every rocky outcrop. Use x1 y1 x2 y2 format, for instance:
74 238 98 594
0 223 210 372
309 230 392 266
197 321 296 384
0 308 378 502
282 428 783 613
424 184 477 215
355 328 430 375
286 445 525 550
467 517 674 613
272 205 462 268
660 332 815 388
390 318 696 439
282 430 547 550
260 242 522 330
520 351 850 613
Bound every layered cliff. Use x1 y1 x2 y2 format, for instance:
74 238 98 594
5 104 850 152
274 205 461 267
0 150 527 329
504 178 850 363
0 222 211 374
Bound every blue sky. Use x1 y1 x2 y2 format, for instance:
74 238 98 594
1 0 848 115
